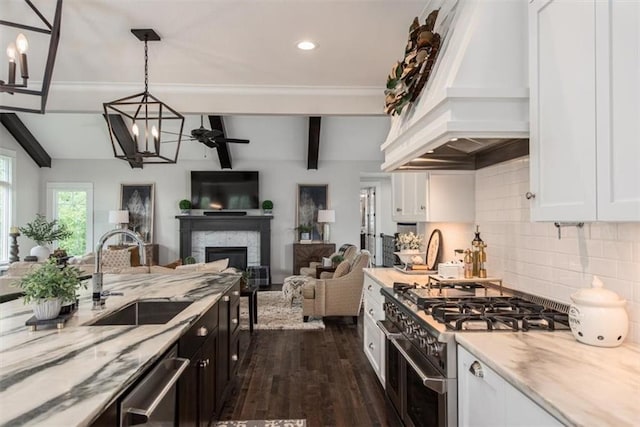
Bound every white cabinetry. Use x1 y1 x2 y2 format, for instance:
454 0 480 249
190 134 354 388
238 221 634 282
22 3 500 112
391 172 475 223
362 275 385 387
529 0 640 222
457 345 561 427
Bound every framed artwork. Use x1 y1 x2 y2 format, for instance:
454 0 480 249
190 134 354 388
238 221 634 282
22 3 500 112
296 184 328 241
120 183 155 243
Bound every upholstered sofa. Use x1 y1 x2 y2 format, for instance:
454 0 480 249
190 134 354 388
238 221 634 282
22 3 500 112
301 250 370 323
298 244 358 278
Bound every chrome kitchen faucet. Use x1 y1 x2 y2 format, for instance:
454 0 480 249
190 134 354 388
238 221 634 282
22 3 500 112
92 229 147 310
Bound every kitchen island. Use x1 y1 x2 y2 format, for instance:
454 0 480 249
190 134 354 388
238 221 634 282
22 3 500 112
364 268 640 427
0 271 240 427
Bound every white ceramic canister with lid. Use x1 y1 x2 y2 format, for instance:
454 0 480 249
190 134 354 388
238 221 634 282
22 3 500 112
569 276 629 347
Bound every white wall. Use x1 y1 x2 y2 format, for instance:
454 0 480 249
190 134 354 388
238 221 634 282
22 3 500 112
0 127 41 256
476 158 640 344
7 115 389 283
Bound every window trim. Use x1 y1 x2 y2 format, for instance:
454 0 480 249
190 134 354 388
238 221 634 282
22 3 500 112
0 148 16 265
46 182 94 254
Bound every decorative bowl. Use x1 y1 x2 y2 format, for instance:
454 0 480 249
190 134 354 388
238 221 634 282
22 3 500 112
394 251 426 267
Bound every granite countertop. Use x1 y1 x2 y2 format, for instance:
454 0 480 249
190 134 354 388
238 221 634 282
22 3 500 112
364 268 640 427
0 271 240 427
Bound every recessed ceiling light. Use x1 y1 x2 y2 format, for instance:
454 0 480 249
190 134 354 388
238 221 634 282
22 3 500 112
297 41 316 51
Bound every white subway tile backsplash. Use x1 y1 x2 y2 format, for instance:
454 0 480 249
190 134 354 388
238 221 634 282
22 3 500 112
476 159 640 344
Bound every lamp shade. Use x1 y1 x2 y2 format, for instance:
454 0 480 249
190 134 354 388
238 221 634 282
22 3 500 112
108 210 129 224
317 210 335 223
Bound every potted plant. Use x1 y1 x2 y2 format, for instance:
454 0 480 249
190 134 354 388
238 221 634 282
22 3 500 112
179 199 192 215
183 255 197 265
261 200 273 215
296 224 313 241
19 214 72 261
15 258 86 320
331 254 345 267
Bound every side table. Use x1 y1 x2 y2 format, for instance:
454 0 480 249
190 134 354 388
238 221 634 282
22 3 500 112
315 265 336 279
240 286 258 333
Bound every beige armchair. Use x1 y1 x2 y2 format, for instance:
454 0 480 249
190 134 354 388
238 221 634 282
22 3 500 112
299 244 357 277
302 250 370 323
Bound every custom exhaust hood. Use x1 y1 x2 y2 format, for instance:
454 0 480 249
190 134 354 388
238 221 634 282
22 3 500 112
381 0 529 171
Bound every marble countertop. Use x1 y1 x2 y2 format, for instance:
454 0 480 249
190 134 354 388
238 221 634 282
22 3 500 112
364 268 640 427
0 271 240 427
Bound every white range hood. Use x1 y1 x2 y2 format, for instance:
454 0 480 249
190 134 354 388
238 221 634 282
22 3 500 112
381 0 529 171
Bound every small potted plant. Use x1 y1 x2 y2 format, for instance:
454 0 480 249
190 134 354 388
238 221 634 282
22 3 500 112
19 214 72 261
15 258 86 320
331 254 345 267
296 224 313 241
183 255 197 265
261 200 273 215
179 199 192 215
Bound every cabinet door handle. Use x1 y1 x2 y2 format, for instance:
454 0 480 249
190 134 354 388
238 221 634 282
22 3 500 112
197 326 208 337
223 296 230 302
396 208 402 212
525 191 536 200
232 318 238 325
367 284 372 291
368 342 374 350
368 308 374 316
420 205 425 210
469 361 484 378
231 354 238 362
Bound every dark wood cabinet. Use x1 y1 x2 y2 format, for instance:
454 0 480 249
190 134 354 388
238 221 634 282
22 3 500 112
292 243 336 274
178 303 219 427
216 281 241 415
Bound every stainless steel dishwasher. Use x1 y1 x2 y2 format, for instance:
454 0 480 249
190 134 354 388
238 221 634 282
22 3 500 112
119 345 189 426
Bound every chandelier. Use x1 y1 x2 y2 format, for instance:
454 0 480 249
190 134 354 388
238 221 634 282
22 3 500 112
103 29 184 167
0 0 63 114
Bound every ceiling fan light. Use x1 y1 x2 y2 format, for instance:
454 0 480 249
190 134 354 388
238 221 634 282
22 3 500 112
297 40 316 51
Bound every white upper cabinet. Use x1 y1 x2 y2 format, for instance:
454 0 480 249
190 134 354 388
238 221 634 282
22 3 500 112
391 171 475 223
529 0 640 222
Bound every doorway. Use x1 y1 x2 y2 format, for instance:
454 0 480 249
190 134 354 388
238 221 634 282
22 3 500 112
359 186 376 265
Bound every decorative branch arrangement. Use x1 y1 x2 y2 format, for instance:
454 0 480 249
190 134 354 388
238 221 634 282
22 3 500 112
384 10 442 116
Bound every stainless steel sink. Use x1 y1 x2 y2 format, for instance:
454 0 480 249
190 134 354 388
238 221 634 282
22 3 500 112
88 300 194 326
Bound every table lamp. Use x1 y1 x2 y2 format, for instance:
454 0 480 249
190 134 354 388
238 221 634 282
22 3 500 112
317 209 335 243
108 210 129 244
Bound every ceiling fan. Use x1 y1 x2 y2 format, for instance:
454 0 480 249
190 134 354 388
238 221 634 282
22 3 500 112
164 115 250 148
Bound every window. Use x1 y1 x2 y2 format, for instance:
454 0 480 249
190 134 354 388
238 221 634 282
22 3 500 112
46 183 93 256
0 149 15 264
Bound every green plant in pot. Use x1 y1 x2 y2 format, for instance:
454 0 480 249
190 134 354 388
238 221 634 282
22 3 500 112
179 199 192 215
183 256 197 265
261 200 273 215
331 254 345 267
19 214 72 261
296 223 313 241
15 258 87 320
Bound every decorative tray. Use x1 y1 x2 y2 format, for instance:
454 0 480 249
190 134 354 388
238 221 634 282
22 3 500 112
393 265 437 275
25 300 79 331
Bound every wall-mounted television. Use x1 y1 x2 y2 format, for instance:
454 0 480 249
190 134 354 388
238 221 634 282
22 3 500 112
191 171 259 210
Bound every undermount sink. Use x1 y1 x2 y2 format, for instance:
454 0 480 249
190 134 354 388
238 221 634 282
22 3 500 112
88 300 194 326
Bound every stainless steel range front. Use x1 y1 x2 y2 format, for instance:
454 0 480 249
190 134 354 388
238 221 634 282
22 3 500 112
378 281 570 427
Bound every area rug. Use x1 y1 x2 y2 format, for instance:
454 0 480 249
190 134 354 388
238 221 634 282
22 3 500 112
239 291 324 330
214 420 306 427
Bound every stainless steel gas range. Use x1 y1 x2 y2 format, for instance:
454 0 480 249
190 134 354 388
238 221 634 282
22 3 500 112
378 281 570 427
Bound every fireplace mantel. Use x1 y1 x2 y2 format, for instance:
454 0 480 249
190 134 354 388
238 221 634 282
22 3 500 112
176 215 273 270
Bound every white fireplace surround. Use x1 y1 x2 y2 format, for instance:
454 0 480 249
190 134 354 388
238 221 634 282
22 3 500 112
191 231 260 266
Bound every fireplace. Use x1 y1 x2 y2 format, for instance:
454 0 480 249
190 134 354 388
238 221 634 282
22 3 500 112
206 246 247 271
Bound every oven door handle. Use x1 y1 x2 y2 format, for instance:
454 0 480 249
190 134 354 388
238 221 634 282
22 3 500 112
376 320 403 340
389 337 448 394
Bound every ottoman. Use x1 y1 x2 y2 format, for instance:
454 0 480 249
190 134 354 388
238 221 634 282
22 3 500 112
282 275 311 306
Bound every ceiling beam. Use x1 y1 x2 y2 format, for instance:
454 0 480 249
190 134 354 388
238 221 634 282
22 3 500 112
307 116 321 170
0 113 51 167
208 115 232 169
102 114 142 169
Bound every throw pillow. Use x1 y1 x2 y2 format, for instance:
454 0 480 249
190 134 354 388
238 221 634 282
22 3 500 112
101 249 132 269
333 260 351 278
197 258 229 272
163 259 183 269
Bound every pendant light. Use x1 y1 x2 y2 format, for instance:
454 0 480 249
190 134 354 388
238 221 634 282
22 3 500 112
103 29 184 167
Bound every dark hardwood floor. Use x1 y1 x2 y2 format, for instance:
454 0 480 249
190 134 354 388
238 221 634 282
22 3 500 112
218 315 397 426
